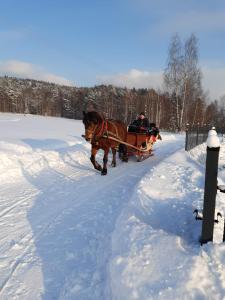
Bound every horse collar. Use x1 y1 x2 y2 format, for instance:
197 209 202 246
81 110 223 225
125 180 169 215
95 120 107 138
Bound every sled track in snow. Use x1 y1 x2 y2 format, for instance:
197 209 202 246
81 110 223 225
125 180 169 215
0 192 38 220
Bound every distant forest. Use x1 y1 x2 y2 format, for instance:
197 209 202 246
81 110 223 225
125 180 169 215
0 74 224 131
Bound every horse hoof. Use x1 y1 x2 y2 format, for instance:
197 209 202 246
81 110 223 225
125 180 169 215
101 169 107 175
111 163 116 167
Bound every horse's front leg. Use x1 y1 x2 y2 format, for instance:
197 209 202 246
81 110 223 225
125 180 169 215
90 146 102 172
111 148 117 167
102 148 109 175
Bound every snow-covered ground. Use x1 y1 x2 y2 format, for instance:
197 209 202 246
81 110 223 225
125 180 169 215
1 113 225 300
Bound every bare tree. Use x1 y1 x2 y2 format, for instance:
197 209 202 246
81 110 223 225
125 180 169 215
164 33 183 130
164 33 203 130
183 34 202 126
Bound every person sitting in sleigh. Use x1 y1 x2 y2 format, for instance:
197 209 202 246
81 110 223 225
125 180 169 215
128 112 150 133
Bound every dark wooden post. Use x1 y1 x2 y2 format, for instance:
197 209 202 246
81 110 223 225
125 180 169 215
201 128 220 245
223 222 225 242
196 122 200 146
185 123 189 151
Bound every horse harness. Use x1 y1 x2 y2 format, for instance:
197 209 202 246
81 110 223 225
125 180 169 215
90 120 123 145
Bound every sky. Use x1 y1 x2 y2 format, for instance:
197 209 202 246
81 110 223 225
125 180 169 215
0 0 225 100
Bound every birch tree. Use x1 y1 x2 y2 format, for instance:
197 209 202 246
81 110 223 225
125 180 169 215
183 34 202 126
164 33 183 130
164 33 203 130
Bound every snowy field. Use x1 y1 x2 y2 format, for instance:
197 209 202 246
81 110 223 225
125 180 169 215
1 113 225 300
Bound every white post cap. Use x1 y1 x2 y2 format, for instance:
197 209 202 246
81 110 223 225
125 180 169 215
207 127 220 148
208 128 217 136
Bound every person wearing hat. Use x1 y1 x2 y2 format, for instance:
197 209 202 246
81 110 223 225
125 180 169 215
128 112 161 149
131 112 150 129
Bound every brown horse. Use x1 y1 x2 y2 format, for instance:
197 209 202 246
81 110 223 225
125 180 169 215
82 111 127 175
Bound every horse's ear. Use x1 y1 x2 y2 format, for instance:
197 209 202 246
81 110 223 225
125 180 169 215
83 111 86 116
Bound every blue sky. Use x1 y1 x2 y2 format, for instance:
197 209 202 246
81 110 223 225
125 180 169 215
1 0 225 100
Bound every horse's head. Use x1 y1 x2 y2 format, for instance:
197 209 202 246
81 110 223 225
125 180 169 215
82 111 103 142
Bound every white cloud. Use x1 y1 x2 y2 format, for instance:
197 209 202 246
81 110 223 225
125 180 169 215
98 67 225 100
0 60 224 100
0 60 74 86
97 69 163 90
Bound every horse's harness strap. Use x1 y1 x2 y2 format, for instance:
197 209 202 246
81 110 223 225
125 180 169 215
93 120 122 142
104 130 123 142
92 120 107 139
107 121 118 138
104 121 123 142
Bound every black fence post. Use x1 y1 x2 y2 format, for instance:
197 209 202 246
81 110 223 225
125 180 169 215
196 122 200 146
185 123 189 151
201 128 220 245
223 222 225 242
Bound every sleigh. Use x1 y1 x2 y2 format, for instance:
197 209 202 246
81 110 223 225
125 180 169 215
125 131 157 161
105 125 160 162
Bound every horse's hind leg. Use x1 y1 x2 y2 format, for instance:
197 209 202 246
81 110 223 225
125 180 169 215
111 148 116 167
119 144 128 162
90 146 102 172
118 144 123 159
102 148 109 175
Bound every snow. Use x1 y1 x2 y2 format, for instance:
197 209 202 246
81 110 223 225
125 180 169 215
1 113 225 299
207 135 220 148
208 128 217 136
207 129 220 148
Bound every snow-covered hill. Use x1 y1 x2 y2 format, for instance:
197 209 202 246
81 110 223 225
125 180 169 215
1 113 225 300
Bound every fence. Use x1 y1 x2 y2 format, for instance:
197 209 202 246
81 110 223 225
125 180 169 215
185 124 224 151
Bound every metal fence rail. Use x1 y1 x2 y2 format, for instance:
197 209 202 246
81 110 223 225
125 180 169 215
185 124 224 151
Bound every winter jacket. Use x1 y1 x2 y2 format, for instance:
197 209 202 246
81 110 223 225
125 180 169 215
131 117 150 128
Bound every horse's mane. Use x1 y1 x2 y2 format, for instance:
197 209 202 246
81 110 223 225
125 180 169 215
83 111 126 127
83 111 104 124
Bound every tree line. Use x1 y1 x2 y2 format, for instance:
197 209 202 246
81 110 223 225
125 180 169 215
0 76 169 127
0 33 224 130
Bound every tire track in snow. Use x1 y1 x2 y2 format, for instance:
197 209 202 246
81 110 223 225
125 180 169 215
0 191 38 220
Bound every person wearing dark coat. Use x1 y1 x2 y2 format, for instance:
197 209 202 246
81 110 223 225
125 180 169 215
127 112 162 149
131 112 150 129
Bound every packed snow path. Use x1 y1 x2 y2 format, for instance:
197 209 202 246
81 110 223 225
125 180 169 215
0 114 183 299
